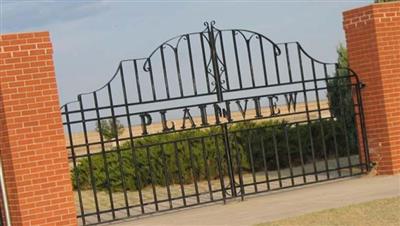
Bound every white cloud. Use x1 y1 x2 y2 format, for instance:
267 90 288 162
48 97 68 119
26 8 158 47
2 1 110 32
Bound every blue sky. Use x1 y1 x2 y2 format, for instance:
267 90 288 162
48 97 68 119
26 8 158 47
2 0 372 105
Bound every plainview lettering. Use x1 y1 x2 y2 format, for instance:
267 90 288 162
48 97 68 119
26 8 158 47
139 92 298 135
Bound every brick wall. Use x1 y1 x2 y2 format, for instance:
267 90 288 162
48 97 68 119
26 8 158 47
0 32 77 225
343 2 400 174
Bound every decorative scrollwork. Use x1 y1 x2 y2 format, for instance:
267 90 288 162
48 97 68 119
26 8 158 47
143 59 151 72
204 20 216 27
203 21 228 96
232 29 282 56
64 21 288 109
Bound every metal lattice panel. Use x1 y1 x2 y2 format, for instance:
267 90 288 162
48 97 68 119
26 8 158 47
61 22 370 225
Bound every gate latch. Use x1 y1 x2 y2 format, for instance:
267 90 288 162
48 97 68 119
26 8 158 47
358 82 366 89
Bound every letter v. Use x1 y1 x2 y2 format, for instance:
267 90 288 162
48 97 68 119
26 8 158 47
235 99 249 119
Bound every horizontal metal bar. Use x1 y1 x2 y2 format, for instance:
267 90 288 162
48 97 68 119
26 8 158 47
238 163 366 189
79 196 226 226
67 109 334 153
238 169 365 198
63 85 358 130
61 75 358 116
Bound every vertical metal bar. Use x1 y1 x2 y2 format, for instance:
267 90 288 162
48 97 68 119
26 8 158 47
147 59 157 100
77 95 101 222
350 86 364 174
133 60 142 103
258 35 268 86
160 144 173 209
221 123 236 197
107 84 131 215
146 147 159 211
296 123 307 183
285 43 293 82
330 117 342 177
200 33 211 93
337 77 353 175
284 126 295 186
218 31 230 90
323 64 341 176
160 46 171 99
213 135 227 203
232 30 243 89
260 136 270 190
201 137 214 201
246 40 256 87
174 49 185 97
323 64 329 84
64 105 86 225
173 142 187 206
355 80 371 171
120 65 145 214
323 63 329 86
0 155 11 226
345 74 364 173
311 60 330 179
186 35 198 95
274 46 280 84
0 199 3 226
246 135 257 192
209 24 223 102
272 127 282 188
187 140 200 204
233 133 245 200
297 44 318 182
93 93 116 219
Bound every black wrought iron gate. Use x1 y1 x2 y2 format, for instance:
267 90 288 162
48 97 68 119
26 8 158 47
61 22 370 225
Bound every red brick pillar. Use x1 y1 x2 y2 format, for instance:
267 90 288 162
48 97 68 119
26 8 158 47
0 32 77 225
343 2 400 175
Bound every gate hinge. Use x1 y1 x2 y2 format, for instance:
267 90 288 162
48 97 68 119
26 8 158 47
358 82 366 89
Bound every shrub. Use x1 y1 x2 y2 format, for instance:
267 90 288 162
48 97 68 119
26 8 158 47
72 119 358 191
327 44 358 154
96 119 125 141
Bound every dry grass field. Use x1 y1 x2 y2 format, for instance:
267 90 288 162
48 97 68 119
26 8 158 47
256 196 400 226
67 100 331 156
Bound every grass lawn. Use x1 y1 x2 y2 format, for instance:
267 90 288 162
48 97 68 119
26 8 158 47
256 196 400 226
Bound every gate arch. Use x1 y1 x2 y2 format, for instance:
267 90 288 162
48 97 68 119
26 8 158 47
61 22 369 225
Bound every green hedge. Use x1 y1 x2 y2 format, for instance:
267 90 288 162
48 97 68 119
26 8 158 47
72 119 358 191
